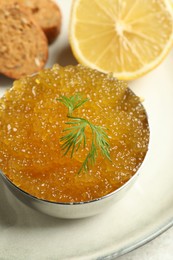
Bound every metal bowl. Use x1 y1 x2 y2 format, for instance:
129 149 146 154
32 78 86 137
0 156 148 219
0 79 150 219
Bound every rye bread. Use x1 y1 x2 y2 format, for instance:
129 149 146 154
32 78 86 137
0 4 48 79
21 0 61 44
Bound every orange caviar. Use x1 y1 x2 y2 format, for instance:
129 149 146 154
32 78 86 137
0 65 149 202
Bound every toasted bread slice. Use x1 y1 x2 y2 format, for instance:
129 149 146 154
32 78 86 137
0 4 48 79
22 0 61 44
0 0 62 44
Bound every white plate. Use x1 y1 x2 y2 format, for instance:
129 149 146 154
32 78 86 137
0 0 173 259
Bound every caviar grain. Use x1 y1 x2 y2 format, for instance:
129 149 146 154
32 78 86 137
0 65 149 202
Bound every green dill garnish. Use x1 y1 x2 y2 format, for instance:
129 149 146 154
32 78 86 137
58 93 111 174
58 93 89 116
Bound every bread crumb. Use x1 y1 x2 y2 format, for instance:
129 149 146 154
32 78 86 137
35 57 41 67
21 17 29 25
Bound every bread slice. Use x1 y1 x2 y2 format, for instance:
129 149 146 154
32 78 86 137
0 0 62 44
21 0 61 44
0 4 48 79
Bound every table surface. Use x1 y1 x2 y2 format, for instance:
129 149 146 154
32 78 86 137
118 226 173 260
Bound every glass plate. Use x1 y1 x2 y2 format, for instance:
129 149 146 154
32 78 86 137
0 0 173 259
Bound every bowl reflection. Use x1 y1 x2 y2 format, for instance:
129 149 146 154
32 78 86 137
0 163 145 219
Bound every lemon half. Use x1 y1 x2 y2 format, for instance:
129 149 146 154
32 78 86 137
69 0 173 80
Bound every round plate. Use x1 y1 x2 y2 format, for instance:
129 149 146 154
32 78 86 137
0 0 173 259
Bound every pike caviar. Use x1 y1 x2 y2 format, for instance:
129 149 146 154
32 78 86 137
0 65 149 202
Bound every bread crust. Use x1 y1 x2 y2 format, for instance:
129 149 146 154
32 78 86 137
0 4 48 79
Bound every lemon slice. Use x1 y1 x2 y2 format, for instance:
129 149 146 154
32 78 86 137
69 0 173 80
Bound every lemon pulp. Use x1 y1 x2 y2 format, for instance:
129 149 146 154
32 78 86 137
69 0 173 80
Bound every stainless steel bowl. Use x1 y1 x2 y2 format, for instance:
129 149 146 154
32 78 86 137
0 158 147 219
0 80 150 220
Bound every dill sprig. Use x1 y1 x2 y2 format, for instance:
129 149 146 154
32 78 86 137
58 93 89 116
58 93 111 174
